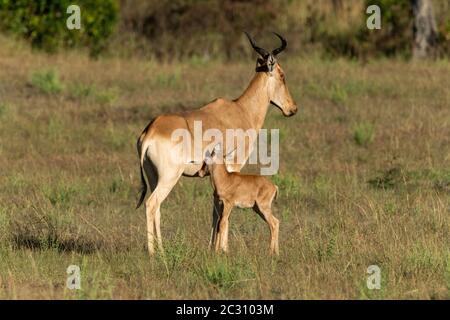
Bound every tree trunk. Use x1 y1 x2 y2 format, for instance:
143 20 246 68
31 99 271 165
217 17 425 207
411 0 437 59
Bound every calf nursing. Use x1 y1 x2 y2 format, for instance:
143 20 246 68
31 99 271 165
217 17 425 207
136 32 296 256
206 146 280 255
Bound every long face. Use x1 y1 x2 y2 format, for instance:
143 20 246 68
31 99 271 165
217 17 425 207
267 62 298 117
245 32 298 117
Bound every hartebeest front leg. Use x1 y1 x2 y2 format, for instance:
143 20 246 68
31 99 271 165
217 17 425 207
255 205 280 255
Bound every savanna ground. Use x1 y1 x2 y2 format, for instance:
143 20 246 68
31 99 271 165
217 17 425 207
0 34 449 299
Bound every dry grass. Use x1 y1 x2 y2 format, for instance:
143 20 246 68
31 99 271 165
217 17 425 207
0 35 449 299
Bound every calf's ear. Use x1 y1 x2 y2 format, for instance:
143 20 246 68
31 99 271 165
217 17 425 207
204 149 213 164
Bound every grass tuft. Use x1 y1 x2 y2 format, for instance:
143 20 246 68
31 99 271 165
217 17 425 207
154 69 181 88
198 257 254 291
30 70 63 94
353 122 375 147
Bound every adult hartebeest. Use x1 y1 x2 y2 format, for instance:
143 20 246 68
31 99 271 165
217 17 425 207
136 32 297 256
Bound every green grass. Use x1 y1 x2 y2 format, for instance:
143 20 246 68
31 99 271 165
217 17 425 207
154 69 182 88
330 84 349 105
30 70 63 94
69 82 97 99
271 173 301 198
353 122 375 147
199 257 254 291
0 103 8 118
95 88 119 105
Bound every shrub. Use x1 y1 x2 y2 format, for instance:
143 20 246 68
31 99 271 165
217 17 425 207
323 0 414 58
0 0 119 55
120 0 285 59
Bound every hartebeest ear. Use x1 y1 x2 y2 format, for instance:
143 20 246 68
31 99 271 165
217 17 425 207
205 144 221 164
266 54 276 72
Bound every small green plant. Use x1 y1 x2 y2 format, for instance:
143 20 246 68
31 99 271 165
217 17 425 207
317 235 338 261
314 175 332 196
432 170 450 192
384 202 397 216
109 178 120 194
47 118 65 139
105 125 130 151
353 123 375 147
368 167 403 189
41 182 83 207
188 55 210 68
198 258 253 291
154 70 181 88
358 278 387 300
30 70 63 94
162 235 192 271
108 175 132 199
95 88 118 105
280 207 291 219
272 173 300 197
330 84 348 105
69 83 118 105
69 83 96 99
406 246 444 273
0 103 7 118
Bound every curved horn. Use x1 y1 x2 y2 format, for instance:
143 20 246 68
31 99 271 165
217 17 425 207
271 32 287 56
244 31 269 58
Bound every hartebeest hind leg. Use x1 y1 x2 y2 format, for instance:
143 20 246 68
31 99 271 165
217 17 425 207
254 205 280 255
145 192 157 255
143 149 184 256
209 195 223 250
145 182 181 255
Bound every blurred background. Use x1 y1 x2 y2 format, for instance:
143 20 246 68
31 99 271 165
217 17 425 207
0 0 449 60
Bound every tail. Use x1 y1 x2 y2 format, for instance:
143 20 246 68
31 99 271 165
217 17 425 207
136 138 149 209
136 166 147 209
136 118 157 209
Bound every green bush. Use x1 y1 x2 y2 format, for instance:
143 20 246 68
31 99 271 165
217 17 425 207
360 0 413 57
323 0 414 58
0 0 118 55
120 0 285 59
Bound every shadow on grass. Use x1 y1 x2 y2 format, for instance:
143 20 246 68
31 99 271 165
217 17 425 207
10 233 103 254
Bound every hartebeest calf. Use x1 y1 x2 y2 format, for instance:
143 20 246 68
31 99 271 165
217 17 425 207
205 145 279 255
